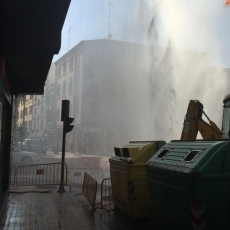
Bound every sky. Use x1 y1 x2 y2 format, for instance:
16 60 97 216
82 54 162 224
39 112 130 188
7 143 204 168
53 0 230 68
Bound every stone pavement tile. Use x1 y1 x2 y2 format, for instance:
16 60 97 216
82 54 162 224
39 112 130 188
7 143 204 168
1 192 100 230
1 190 154 230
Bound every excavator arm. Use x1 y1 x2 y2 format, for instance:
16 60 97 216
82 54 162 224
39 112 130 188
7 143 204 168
181 100 222 140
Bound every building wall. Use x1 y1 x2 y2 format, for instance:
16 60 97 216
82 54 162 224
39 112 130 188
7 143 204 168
31 94 45 137
24 95 33 130
54 39 213 156
14 64 56 144
55 51 76 150
54 40 156 155
17 96 25 127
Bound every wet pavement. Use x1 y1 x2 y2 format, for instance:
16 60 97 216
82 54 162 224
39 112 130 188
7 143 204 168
7 152 151 229
1 187 152 230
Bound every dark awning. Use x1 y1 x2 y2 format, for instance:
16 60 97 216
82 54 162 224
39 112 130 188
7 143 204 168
0 0 71 95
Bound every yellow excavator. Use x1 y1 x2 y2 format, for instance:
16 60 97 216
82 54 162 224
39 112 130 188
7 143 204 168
180 94 230 140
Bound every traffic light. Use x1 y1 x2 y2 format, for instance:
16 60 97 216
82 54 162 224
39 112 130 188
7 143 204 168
61 100 70 121
64 117 74 133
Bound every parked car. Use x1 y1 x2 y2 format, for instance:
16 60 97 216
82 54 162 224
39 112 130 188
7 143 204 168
11 146 41 164
24 139 47 156
13 142 25 149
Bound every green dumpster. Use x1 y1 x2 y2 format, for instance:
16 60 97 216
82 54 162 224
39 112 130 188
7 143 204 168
145 140 230 230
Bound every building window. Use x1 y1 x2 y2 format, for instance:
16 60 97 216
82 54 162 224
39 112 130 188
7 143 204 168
69 78 73 93
69 58 73 71
63 63 66 74
57 84 60 97
62 81 66 95
29 106 32 114
24 108 27 115
57 66 61 77
29 121 32 128
57 109 60 119
34 108 37 116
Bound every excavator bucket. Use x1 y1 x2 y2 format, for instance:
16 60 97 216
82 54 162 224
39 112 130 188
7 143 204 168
181 100 203 140
181 100 222 140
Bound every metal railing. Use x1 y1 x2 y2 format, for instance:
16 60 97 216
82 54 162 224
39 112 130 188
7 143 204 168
75 172 98 210
68 167 104 185
15 162 71 192
95 178 113 212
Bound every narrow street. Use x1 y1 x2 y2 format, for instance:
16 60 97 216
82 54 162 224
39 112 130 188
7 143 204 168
40 151 111 178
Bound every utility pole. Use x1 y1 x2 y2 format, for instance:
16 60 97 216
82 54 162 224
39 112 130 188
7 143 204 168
108 2 112 39
68 27 75 51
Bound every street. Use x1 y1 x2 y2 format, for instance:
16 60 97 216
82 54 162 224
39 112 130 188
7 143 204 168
40 151 111 177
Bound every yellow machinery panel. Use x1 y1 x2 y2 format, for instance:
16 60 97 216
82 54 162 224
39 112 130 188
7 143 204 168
110 141 165 219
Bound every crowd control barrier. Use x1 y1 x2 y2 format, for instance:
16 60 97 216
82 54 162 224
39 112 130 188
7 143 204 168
75 172 98 211
95 178 113 212
15 163 71 192
68 167 104 185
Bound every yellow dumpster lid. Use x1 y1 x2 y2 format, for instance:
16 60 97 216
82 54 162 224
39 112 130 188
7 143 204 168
113 141 166 164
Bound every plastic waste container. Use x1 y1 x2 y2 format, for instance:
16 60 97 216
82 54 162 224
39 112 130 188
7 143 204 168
145 140 230 230
110 141 165 219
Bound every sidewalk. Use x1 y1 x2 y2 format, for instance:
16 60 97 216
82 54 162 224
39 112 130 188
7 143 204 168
1 188 151 230
2 189 109 230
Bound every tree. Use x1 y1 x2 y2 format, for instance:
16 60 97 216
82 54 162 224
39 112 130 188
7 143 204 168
12 126 29 142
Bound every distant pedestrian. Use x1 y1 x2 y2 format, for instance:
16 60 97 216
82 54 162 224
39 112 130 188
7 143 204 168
69 141 74 154
85 137 90 154
77 138 83 154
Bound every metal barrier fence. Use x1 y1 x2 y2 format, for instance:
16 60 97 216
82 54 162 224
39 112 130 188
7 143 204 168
11 165 17 186
15 163 71 192
95 178 113 212
76 172 98 210
68 167 104 185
